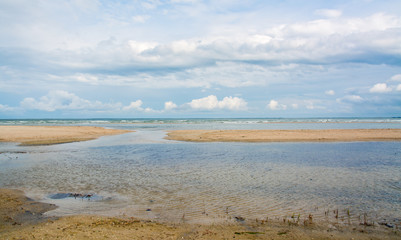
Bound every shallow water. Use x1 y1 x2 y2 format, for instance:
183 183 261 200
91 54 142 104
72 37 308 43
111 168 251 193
0 119 401 227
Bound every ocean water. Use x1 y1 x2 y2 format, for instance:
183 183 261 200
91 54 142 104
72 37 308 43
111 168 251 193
0 118 400 227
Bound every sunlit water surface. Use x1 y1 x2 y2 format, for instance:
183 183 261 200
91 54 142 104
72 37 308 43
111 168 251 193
0 119 400 227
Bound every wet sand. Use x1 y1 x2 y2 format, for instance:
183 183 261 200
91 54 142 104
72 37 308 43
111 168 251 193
166 129 401 142
0 126 132 145
0 189 399 239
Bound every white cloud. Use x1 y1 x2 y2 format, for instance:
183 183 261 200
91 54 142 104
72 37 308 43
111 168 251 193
45 13 401 84
141 1 161 9
170 40 198 53
268 13 400 38
19 92 160 113
315 9 342 18
187 95 217 110
20 90 119 112
164 101 177 111
132 15 150 23
17 91 248 114
144 107 157 113
266 98 328 111
337 95 364 103
267 100 287 110
390 74 401 82
67 62 273 89
188 95 247 111
268 100 279 110
397 84 401 91
369 83 392 93
325 90 335 95
0 104 14 111
122 100 159 113
73 74 99 84
219 96 248 110
128 40 158 54
122 100 144 111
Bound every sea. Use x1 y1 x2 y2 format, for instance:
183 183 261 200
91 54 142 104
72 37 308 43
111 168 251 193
0 118 400 227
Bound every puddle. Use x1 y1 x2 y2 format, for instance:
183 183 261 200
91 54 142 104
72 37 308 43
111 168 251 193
48 193 106 201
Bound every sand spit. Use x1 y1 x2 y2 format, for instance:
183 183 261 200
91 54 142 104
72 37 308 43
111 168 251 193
0 126 132 146
0 189 399 239
166 129 401 142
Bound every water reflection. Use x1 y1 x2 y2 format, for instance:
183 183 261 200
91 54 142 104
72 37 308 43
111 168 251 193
0 131 400 227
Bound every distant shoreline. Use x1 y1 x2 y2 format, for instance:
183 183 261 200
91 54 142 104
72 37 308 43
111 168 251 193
0 126 132 146
166 129 401 142
2 126 401 145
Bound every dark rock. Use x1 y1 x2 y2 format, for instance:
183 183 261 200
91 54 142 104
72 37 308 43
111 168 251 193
234 216 245 222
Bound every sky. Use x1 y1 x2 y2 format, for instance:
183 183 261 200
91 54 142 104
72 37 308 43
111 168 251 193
0 0 401 118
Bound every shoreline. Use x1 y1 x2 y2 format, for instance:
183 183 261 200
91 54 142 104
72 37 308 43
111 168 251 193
0 126 132 146
0 189 399 239
166 129 401 142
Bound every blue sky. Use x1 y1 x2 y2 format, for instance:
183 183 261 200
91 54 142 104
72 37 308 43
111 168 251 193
1 0 401 118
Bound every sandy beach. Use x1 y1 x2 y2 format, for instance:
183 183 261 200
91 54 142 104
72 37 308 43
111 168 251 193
1 189 399 240
166 129 401 142
0 126 132 145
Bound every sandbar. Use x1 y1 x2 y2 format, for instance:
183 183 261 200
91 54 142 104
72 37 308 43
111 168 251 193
0 126 132 146
1 189 399 239
166 129 401 142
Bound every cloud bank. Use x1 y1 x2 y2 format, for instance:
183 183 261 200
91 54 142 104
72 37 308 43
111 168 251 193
188 95 248 111
16 91 248 114
20 90 119 112
1 1 401 117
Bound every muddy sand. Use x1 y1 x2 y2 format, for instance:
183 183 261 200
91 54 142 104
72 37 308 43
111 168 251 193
0 189 399 239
